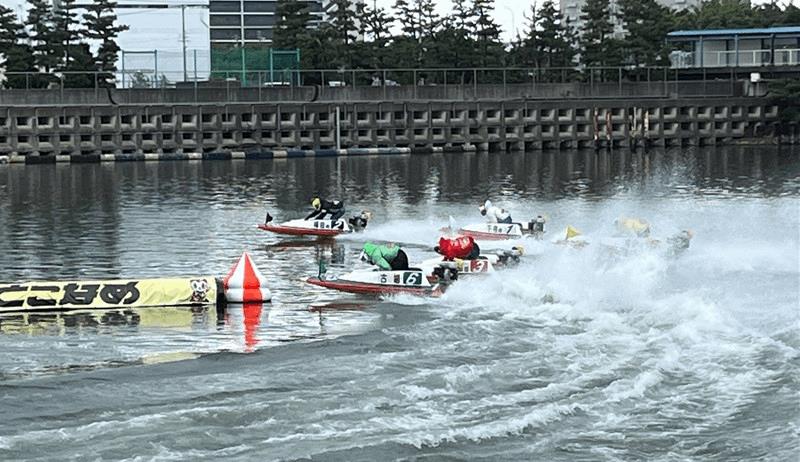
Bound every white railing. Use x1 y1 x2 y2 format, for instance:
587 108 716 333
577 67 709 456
670 49 800 68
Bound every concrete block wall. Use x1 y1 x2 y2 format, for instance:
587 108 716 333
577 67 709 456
0 98 781 156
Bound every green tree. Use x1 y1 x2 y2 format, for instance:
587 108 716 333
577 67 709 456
63 43 95 88
323 0 359 67
53 0 83 69
0 4 35 88
472 0 504 67
429 0 478 69
579 0 621 70
618 0 674 69
356 2 394 68
26 0 60 75
508 4 540 67
678 0 759 29
391 0 440 67
82 0 129 85
536 0 577 69
273 0 312 50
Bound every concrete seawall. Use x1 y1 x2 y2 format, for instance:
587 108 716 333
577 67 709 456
0 83 786 159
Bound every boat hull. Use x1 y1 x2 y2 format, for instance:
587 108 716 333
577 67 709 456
306 277 443 297
258 223 345 237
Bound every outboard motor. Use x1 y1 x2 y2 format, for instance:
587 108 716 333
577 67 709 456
432 262 458 282
265 212 274 225
348 211 371 232
528 215 546 238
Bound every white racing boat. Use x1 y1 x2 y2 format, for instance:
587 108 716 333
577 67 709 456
457 216 546 241
418 247 524 276
306 265 455 297
258 212 369 238
306 246 524 297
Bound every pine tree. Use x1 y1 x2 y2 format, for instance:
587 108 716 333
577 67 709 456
509 4 540 67
53 0 84 71
63 43 95 88
26 0 60 74
357 2 394 68
323 0 358 68
273 0 312 50
430 0 477 68
618 0 674 68
579 0 615 68
82 0 129 85
393 0 422 41
391 0 440 67
536 0 576 69
0 4 35 88
417 0 440 41
472 0 503 67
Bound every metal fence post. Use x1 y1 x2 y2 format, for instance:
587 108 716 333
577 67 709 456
154 49 159 88
473 68 477 98
121 50 126 88
703 67 707 95
383 69 387 100
502 69 507 98
618 67 622 97
413 69 418 99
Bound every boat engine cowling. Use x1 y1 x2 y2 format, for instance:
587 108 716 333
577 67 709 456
528 215 546 236
348 211 371 232
432 263 458 282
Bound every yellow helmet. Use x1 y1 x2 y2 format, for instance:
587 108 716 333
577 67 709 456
311 198 321 209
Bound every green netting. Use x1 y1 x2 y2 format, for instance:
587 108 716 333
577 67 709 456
210 47 300 86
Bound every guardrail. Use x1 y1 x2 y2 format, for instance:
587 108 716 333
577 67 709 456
0 66 744 105
670 49 800 68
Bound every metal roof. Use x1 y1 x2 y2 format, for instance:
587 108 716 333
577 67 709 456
668 26 800 38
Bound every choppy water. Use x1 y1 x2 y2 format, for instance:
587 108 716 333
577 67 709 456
0 147 798 461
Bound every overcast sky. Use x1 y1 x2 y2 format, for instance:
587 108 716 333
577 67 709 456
5 0 790 78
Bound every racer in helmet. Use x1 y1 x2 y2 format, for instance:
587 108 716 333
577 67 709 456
360 242 409 271
306 196 345 221
479 200 513 224
434 235 481 260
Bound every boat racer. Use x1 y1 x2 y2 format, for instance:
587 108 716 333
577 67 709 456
306 196 345 221
479 200 512 224
434 235 481 260
360 242 409 271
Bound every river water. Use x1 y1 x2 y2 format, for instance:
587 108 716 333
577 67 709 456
0 148 798 461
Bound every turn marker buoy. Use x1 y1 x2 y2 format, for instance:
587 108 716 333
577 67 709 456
223 252 272 303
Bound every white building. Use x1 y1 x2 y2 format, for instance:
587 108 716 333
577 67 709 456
560 0 703 37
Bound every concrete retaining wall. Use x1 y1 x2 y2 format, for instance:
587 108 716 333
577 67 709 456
0 97 781 158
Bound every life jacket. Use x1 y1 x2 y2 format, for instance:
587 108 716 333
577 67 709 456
438 235 475 260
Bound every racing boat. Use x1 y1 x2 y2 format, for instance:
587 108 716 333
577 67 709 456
258 211 370 237
458 216 546 241
418 246 524 276
306 262 456 297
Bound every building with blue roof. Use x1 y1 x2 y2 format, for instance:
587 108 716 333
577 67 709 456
667 26 800 68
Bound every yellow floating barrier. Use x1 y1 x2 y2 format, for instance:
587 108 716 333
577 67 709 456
0 277 218 313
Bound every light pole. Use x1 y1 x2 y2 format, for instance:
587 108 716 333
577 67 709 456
96 1 208 82
502 5 518 41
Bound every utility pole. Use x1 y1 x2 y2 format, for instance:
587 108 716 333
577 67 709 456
182 4 187 82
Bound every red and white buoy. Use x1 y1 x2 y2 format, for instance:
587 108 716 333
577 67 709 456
223 252 272 303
